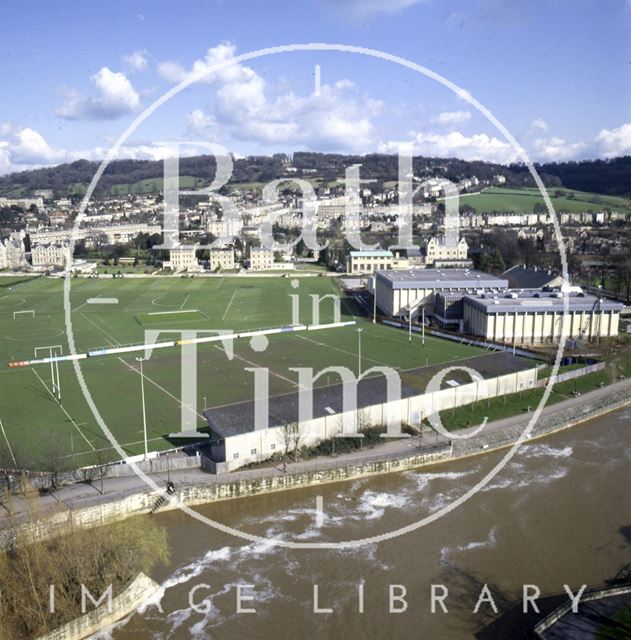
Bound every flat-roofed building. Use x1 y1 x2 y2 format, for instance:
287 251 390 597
205 352 538 471
462 291 622 344
376 268 508 317
209 247 235 271
346 250 395 274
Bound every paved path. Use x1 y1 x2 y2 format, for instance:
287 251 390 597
2 377 630 528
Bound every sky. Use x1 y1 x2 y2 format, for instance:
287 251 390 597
0 0 630 175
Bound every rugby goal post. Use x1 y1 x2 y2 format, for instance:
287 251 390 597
34 345 63 402
13 309 35 319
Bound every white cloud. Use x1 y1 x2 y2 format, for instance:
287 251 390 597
186 109 218 136
57 67 141 120
158 44 381 153
0 124 66 174
381 130 520 164
595 123 631 158
529 117 548 132
157 42 256 86
431 110 471 127
533 136 586 161
11 127 65 164
321 0 426 19
122 49 149 72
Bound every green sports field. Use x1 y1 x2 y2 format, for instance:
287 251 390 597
0 275 488 469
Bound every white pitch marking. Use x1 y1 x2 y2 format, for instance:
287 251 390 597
147 309 198 316
80 312 120 346
315 495 324 527
31 368 96 450
117 357 205 421
180 293 191 310
0 417 16 465
221 289 238 321
87 298 119 304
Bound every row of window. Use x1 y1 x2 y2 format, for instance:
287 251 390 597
232 443 277 460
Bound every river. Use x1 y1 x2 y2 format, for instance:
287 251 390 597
98 407 631 639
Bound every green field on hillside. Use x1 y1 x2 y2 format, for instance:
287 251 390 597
66 175 207 197
0 276 493 469
450 186 631 214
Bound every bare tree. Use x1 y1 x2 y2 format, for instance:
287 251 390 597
92 232 109 257
38 437 71 499
0 441 28 512
277 422 306 461
78 450 110 495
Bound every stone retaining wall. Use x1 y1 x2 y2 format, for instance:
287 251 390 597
0 445 452 548
2 387 630 551
35 573 160 640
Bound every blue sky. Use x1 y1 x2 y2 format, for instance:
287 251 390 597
0 0 630 174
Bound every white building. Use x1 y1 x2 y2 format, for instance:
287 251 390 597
463 292 622 345
424 236 470 267
209 248 236 271
249 246 274 270
204 354 540 471
3 233 27 270
206 215 243 240
346 250 395 275
375 268 508 317
0 196 44 209
168 246 198 272
31 243 69 268
29 223 162 247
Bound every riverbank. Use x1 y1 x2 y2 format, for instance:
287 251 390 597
1 378 630 548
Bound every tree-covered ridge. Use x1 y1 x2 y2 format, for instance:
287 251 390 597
0 153 629 198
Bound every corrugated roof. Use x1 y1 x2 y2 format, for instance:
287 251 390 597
204 352 534 438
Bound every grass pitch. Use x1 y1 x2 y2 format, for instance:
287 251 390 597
0 275 494 469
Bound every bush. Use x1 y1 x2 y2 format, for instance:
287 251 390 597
0 516 169 638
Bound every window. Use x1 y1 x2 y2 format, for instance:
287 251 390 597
250 448 257 455
270 443 276 450
233 452 239 460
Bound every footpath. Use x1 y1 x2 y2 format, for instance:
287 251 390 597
1 377 631 535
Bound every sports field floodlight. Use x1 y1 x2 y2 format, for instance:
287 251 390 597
135 357 148 460
373 275 377 324
357 327 363 376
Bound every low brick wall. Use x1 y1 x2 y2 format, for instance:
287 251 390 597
36 572 160 640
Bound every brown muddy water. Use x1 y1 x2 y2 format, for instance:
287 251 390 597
97 408 631 639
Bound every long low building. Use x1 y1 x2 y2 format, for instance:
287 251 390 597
462 291 623 344
204 352 539 471
375 268 508 317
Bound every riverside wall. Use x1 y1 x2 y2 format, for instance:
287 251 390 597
0 445 452 548
2 382 631 550
35 573 160 640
